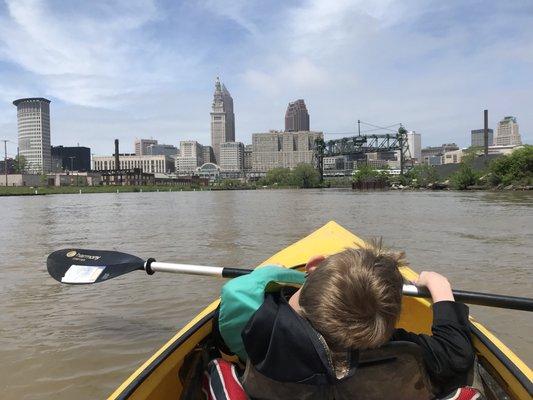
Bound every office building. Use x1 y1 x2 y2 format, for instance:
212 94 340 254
406 131 421 162
421 143 459 165
210 77 235 164
51 146 91 171
252 130 323 172
13 97 52 174
176 140 204 175
243 144 253 172
146 143 178 157
92 154 174 174
495 116 522 146
471 129 494 148
285 100 310 132
134 139 158 156
442 149 464 164
203 146 215 164
220 142 244 172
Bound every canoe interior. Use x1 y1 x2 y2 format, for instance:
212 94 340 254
108 221 532 400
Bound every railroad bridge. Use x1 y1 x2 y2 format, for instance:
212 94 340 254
314 125 412 179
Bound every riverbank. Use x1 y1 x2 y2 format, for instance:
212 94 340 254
0 185 208 196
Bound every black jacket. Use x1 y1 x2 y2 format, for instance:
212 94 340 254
241 287 474 394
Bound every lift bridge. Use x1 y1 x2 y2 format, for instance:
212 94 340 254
314 125 412 179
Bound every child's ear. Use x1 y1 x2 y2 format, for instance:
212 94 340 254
305 255 326 274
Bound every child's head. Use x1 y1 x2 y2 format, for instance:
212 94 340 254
298 241 404 351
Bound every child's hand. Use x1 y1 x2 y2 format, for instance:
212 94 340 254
415 271 455 303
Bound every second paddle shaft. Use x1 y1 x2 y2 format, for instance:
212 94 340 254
144 261 533 312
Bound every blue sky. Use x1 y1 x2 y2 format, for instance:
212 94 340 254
0 0 532 156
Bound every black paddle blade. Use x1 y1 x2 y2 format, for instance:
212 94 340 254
47 249 145 284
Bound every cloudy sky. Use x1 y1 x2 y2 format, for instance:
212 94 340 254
0 0 531 156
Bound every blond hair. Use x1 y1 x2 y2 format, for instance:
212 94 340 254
299 241 404 350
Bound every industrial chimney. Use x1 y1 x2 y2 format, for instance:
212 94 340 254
114 139 120 171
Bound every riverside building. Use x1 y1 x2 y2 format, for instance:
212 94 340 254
176 140 204 175
13 97 52 174
220 142 244 172
252 130 323 172
495 116 522 146
285 99 310 132
92 154 174 174
210 77 235 164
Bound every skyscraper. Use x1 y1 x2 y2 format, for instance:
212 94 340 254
134 139 158 156
285 99 310 132
210 77 235 164
13 97 52 174
471 129 494 148
495 116 522 146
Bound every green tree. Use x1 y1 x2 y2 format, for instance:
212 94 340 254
264 167 292 186
290 163 321 188
406 164 438 188
449 162 480 190
488 145 533 186
352 164 389 185
14 155 27 173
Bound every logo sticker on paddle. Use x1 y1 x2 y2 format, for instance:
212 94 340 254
61 265 106 284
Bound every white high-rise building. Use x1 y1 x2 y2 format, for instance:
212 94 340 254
210 77 235 164
176 140 204 175
220 142 244 171
13 97 52 174
495 116 522 146
406 131 422 163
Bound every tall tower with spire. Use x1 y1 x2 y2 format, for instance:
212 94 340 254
210 77 235 164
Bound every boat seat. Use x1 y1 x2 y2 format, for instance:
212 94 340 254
336 341 436 400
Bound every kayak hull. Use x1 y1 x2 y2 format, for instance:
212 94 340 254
109 221 532 400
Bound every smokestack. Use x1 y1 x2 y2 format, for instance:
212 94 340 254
484 110 488 157
114 139 120 171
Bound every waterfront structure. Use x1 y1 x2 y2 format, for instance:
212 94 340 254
196 163 220 182
471 129 494 148
495 116 522 146
243 144 253 172
210 78 235 164
176 140 204 175
421 143 459 165
134 139 158 156
100 168 155 186
13 97 51 174
442 149 464 164
252 130 323 172
48 171 102 186
0 173 41 187
92 154 174 174
285 99 310 132
220 142 244 172
406 131 421 162
202 146 215 164
51 146 91 171
146 144 178 157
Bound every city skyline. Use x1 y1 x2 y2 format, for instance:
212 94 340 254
0 1 532 156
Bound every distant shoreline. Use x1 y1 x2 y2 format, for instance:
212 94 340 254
1 184 531 197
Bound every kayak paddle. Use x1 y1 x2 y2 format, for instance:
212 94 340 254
47 249 533 312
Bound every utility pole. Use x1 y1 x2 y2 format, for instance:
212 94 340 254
484 109 489 158
2 139 8 187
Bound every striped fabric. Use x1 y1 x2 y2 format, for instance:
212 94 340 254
202 359 249 400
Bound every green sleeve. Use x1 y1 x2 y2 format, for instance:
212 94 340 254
218 265 305 361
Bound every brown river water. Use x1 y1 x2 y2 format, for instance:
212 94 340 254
0 189 531 399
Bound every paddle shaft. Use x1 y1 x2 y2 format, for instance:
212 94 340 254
145 261 533 312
